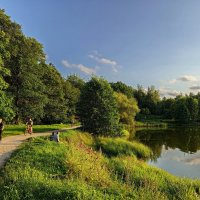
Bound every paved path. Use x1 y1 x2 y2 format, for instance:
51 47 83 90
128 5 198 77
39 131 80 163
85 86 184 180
0 126 80 168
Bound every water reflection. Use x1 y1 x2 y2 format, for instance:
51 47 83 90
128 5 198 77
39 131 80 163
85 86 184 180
133 127 200 179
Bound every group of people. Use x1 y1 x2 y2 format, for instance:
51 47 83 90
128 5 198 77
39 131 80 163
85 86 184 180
0 117 60 143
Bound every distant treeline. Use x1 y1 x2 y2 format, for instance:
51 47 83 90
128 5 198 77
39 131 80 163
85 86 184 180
0 9 199 125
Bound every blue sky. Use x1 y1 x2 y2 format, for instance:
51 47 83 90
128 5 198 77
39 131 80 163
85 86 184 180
1 1 200 97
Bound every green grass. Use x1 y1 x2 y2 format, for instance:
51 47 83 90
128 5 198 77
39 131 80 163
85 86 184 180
3 124 78 137
136 114 168 128
95 137 152 159
0 130 200 199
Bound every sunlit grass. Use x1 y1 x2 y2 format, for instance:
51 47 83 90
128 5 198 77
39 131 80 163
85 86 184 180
0 130 200 199
3 124 77 137
95 137 152 159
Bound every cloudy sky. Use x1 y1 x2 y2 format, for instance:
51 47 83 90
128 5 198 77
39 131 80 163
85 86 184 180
1 1 200 97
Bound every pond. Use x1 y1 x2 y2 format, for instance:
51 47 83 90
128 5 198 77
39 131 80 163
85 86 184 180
134 127 200 179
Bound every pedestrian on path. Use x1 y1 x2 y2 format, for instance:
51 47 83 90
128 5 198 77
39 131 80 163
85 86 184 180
0 118 4 142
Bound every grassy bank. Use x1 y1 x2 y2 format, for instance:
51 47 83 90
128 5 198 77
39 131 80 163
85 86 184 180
0 130 200 199
3 124 78 137
136 114 168 128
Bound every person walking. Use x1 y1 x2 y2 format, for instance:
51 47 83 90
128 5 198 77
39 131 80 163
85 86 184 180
0 118 4 142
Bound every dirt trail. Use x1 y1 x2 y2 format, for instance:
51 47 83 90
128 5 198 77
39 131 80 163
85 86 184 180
0 126 80 168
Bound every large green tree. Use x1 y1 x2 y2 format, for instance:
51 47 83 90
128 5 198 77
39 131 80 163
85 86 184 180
7 37 47 123
78 77 120 136
41 63 67 124
63 75 85 123
0 9 47 123
0 24 14 121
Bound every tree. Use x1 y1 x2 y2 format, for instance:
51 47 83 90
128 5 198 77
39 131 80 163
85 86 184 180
63 75 85 123
66 74 85 90
110 81 134 98
41 63 67 124
133 85 147 109
78 77 120 136
0 10 47 123
145 86 160 115
114 92 140 127
160 98 175 119
185 97 198 121
173 99 190 122
0 26 14 121
7 37 47 123
63 80 80 123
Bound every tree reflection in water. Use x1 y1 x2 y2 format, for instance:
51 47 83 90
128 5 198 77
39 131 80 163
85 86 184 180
132 127 200 161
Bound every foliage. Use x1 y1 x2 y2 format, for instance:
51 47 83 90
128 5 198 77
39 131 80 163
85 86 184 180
145 86 160 115
63 75 85 123
41 63 67 124
78 77 120 136
114 92 140 127
172 98 190 122
0 131 200 199
95 137 152 158
110 81 134 98
186 97 198 121
0 23 14 120
133 85 147 110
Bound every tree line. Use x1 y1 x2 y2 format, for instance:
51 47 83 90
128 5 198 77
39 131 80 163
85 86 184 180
0 9 199 134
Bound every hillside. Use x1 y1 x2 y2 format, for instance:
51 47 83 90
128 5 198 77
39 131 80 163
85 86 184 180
0 130 200 199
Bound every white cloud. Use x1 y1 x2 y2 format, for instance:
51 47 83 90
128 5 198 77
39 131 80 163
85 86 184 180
184 158 200 165
88 51 119 73
76 64 97 75
169 79 177 84
167 91 180 97
178 75 197 82
61 59 98 75
169 75 198 84
159 87 180 97
61 60 71 68
189 85 200 90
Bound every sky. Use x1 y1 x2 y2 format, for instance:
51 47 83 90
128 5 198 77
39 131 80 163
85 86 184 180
1 1 200 97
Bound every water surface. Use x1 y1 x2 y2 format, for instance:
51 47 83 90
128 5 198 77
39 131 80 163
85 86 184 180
134 127 200 179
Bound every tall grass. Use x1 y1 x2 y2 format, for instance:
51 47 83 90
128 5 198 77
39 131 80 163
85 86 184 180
0 130 200 199
95 137 152 158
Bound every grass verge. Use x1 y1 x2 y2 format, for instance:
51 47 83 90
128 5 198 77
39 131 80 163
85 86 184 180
3 124 78 137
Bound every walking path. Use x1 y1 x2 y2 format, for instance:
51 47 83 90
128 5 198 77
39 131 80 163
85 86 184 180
0 126 80 168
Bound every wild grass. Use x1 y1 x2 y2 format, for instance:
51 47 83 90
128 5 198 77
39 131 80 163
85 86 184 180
0 130 200 199
3 124 75 137
95 137 152 159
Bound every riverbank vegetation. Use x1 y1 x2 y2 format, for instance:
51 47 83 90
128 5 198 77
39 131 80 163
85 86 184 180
0 130 200 199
